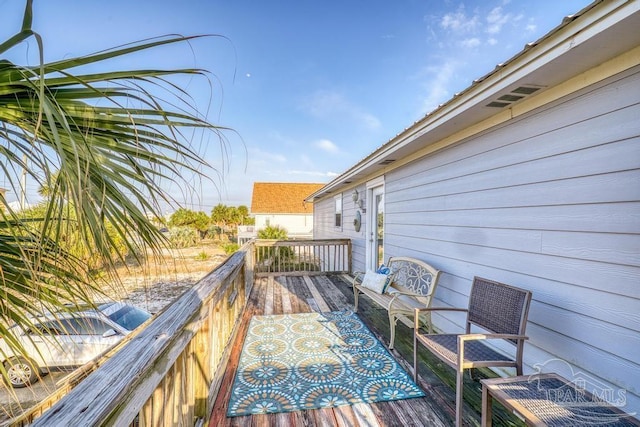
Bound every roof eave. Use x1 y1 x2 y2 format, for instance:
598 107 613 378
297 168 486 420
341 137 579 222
307 0 639 202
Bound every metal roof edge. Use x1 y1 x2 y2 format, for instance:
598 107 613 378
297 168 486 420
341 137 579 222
306 0 632 202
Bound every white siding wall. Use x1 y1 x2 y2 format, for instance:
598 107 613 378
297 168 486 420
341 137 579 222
255 214 314 237
314 66 640 414
313 192 368 268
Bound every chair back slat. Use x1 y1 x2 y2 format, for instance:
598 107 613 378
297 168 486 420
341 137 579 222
467 277 532 343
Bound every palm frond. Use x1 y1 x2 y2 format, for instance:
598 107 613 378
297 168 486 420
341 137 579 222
0 0 229 353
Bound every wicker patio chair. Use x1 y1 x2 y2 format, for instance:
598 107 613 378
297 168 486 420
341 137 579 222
413 276 532 427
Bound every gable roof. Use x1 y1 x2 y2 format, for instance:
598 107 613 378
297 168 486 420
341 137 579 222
306 0 640 202
251 182 324 214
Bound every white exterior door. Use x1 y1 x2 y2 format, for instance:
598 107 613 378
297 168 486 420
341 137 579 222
366 183 384 271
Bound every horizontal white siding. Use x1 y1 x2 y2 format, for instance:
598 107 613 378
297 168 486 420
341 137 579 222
254 214 314 237
381 66 640 413
314 65 640 415
313 192 367 269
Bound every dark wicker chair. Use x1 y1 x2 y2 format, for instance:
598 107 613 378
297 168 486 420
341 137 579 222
413 276 532 427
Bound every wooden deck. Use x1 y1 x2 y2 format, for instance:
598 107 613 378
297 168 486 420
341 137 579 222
208 274 461 427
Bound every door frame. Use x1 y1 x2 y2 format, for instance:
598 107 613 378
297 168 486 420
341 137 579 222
365 176 384 271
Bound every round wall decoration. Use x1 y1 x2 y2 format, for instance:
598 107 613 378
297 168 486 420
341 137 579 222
353 210 362 232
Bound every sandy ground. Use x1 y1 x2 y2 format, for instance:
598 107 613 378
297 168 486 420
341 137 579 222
0 242 228 423
103 242 228 313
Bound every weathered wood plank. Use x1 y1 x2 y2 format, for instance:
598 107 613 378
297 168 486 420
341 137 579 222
311 275 352 312
349 402 381 426
275 276 292 313
282 276 300 314
303 275 331 312
333 405 359 427
287 276 314 313
314 408 339 425
264 276 275 315
272 277 284 315
208 273 267 427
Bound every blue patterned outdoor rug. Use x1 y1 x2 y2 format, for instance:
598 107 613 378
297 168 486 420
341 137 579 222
227 310 425 417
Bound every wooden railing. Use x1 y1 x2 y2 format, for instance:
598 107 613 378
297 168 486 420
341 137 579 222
254 238 351 276
7 239 349 426
15 246 254 427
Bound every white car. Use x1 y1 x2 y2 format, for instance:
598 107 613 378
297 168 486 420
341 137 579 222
0 301 151 388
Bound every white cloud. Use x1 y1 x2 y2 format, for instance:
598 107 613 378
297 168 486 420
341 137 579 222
441 6 479 33
461 38 481 48
487 37 498 45
285 170 338 178
486 7 510 34
486 8 522 35
303 90 381 131
420 60 458 114
315 139 340 154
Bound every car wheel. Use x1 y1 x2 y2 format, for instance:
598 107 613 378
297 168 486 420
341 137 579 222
4 357 39 388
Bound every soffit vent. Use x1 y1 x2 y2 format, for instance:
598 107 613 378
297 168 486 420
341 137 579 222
378 159 395 165
486 85 543 108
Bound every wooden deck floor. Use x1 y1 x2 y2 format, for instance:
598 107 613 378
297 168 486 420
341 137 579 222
208 274 468 427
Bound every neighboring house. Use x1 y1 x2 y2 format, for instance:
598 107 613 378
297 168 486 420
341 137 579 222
251 182 324 239
237 225 257 245
307 0 640 418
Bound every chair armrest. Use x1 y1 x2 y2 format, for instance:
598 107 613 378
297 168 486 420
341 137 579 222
413 307 469 329
415 307 469 313
458 333 529 343
352 271 365 286
456 334 529 366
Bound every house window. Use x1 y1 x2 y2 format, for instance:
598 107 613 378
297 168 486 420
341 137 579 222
334 194 342 229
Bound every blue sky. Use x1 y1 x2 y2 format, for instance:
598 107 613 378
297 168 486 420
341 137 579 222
1 0 591 213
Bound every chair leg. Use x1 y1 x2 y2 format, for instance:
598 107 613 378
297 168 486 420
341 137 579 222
413 332 418 382
456 369 464 427
353 288 359 312
388 312 396 349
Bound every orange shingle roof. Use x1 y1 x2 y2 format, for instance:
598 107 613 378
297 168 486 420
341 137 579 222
251 182 324 214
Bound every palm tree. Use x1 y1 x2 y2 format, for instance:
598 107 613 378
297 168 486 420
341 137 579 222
0 1 226 356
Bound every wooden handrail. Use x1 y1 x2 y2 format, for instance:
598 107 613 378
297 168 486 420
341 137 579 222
9 238 349 426
253 238 351 276
24 247 252 426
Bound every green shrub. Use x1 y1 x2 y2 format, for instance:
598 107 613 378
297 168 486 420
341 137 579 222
258 225 288 239
168 226 199 248
223 243 239 254
205 225 222 239
256 225 294 269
